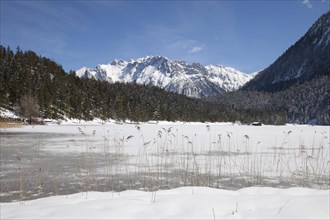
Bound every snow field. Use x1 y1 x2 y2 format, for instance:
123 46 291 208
1 187 329 219
0 121 329 219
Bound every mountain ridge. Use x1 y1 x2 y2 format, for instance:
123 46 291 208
242 11 330 92
214 11 330 125
76 56 255 98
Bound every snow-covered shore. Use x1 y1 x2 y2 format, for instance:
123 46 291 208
1 120 329 219
1 186 329 219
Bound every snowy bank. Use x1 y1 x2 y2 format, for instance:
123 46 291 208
1 187 329 219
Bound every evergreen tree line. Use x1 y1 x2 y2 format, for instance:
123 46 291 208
0 46 286 124
214 74 329 125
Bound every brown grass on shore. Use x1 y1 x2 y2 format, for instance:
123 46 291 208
0 121 23 128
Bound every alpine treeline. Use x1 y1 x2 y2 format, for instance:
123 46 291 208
0 46 287 124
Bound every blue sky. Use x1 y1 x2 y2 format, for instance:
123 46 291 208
1 0 329 73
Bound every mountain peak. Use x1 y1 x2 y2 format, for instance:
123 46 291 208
110 59 127 65
308 11 330 47
76 57 255 98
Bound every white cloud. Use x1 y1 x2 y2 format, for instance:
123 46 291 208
302 0 313 8
188 46 204 54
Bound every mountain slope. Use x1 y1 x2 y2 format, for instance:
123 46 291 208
76 56 254 98
243 11 330 92
216 11 330 125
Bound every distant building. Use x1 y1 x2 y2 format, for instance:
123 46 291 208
251 122 262 126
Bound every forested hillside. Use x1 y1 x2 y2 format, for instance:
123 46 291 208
0 46 286 124
230 11 330 125
214 74 329 125
243 11 330 93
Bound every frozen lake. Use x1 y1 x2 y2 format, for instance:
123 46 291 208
1 122 329 202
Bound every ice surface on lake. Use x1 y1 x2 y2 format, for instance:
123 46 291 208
1 122 329 202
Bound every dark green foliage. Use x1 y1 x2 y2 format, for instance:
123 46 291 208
273 75 329 125
214 74 329 125
0 46 218 122
0 45 287 124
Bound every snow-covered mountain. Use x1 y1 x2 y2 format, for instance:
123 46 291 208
76 56 254 98
243 11 330 92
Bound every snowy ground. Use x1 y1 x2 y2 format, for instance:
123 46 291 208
1 120 329 219
2 187 329 219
